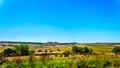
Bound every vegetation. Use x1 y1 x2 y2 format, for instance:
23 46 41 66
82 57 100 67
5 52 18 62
1 56 120 68
2 47 17 56
38 49 42 52
112 46 120 57
2 44 30 56
0 43 120 68
72 46 93 54
63 50 70 57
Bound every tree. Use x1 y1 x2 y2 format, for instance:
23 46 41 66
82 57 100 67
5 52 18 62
83 47 90 53
2 47 17 56
72 46 93 54
72 46 78 53
19 44 30 55
14 44 30 56
112 46 120 57
72 46 83 54
13 45 21 56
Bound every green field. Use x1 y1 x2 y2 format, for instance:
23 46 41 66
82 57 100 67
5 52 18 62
0 43 120 68
1 56 120 68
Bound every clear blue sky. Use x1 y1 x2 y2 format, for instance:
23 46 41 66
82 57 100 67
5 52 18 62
0 0 120 42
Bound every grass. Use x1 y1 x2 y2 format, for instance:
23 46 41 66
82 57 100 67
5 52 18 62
0 43 120 68
1 56 120 68
76 44 115 52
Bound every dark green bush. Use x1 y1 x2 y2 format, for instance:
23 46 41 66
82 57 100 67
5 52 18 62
112 46 120 57
63 50 70 57
2 47 17 56
14 44 30 56
72 46 93 54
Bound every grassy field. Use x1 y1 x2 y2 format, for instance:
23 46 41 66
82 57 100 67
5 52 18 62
77 44 114 52
1 55 120 68
0 43 120 68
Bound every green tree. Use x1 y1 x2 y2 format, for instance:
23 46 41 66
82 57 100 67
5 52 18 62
13 45 21 56
2 47 17 56
72 46 83 54
14 44 30 56
72 46 93 54
83 47 90 53
112 46 120 57
72 46 78 53
19 44 30 55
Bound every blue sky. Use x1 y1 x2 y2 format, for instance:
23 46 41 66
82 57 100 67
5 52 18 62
0 0 120 42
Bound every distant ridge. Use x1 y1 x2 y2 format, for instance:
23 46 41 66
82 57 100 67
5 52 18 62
0 41 120 44
0 41 43 44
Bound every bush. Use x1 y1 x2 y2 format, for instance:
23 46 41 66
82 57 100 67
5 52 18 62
72 46 93 54
30 50 35 55
2 47 17 56
63 50 70 57
57 49 60 52
2 44 30 56
112 46 120 57
72 46 83 53
83 47 89 53
14 44 30 56
38 49 42 52
19 44 30 55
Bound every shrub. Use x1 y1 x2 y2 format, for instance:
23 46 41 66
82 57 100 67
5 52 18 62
83 47 90 53
14 44 30 56
2 47 17 56
72 46 84 54
57 49 60 52
38 49 42 52
72 46 93 54
19 44 30 55
2 44 30 56
49 50 53 52
63 50 70 57
112 46 120 57
72 46 79 53
30 50 35 55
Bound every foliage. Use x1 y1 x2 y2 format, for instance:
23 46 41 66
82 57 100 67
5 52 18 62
63 50 70 57
1 57 120 68
2 44 30 56
2 47 17 56
72 46 83 53
30 49 35 55
38 49 42 52
112 46 120 57
72 46 93 54
14 44 30 56
19 44 30 55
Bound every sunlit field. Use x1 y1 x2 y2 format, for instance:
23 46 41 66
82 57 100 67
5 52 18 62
0 43 120 68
